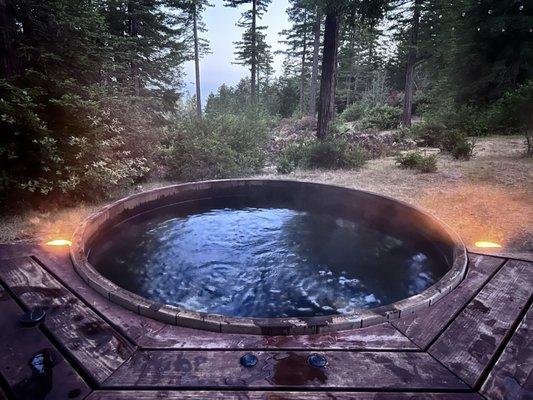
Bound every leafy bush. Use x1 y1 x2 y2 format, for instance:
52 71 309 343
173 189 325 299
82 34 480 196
409 121 446 147
361 104 402 130
450 138 475 160
481 81 533 156
422 99 490 137
0 82 158 206
409 121 475 160
395 152 437 173
160 112 268 181
276 139 367 172
276 142 309 174
340 101 368 122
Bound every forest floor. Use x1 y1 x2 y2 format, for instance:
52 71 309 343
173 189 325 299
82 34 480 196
1 135 531 255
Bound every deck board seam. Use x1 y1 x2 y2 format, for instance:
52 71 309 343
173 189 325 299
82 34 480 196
422 257 508 351
0 280 22 400
473 293 533 392
0 257 136 388
391 321 425 351
424 346 474 390
101 350 138 389
0 270 101 389
94 384 478 393
135 346 423 352
468 251 533 263
31 253 140 347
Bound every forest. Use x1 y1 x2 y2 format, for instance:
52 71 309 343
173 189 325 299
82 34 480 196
0 0 532 211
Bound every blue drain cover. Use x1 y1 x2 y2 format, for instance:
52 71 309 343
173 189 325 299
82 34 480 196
308 353 328 368
20 307 46 327
240 353 258 367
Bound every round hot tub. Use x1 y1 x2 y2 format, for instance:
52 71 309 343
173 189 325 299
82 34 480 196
71 179 467 335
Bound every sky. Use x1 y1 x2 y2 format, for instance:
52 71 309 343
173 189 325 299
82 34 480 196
182 0 291 103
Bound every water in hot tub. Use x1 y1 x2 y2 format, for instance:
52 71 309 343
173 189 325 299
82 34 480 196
89 206 449 318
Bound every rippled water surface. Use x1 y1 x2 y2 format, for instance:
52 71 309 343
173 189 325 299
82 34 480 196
89 205 449 318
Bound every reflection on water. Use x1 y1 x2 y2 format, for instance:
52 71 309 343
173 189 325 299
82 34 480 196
89 206 448 318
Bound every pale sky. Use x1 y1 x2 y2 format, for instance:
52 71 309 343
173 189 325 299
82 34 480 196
182 0 291 102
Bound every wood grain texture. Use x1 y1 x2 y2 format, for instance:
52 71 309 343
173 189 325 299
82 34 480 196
139 322 417 350
429 259 533 388
393 254 505 348
0 257 135 383
480 304 533 400
34 248 166 344
0 243 38 260
87 391 483 400
104 350 468 390
0 284 90 400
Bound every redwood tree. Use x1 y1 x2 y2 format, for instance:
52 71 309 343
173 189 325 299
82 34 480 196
315 0 388 140
401 0 422 126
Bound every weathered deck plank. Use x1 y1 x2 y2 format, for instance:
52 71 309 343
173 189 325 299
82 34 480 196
0 284 91 400
140 322 417 350
429 259 533 388
87 391 483 399
34 248 166 344
0 257 135 384
393 254 505 349
1 244 530 398
104 350 468 390
35 247 416 351
0 243 38 260
480 304 533 400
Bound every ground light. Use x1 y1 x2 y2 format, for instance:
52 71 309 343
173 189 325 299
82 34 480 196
474 241 502 249
45 239 72 246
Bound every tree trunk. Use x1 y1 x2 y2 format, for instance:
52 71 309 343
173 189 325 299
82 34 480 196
250 0 257 101
402 0 422 127
299 15 308 116
345 30 355 107
0 0 18 79
317 11 339 140
128 1 141 96
308 9 321 118
193 6 202 117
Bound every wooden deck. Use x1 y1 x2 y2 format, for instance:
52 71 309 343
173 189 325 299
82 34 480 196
0 244 531 400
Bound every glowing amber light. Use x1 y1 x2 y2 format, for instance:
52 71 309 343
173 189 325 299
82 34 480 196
474 241 502 249
45 239 72 246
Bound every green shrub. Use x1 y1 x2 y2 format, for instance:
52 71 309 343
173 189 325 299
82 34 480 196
422 100 490 137
450 137 475 160
340 101 368 122
160 112 268 181
361 104 402 130
0 82 158 206
276 142 308 174
409 121 446 147
410 122 475 160
276 139 367 172
395 152 437 173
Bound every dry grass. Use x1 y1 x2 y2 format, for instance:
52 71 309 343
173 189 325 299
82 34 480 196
1 136 531 255
0 181 173 244
258 136 533 254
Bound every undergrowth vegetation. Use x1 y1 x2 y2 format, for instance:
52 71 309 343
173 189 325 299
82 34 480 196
277 138 367 174
340 102 402 130
409 122 475 160
160 110 269 181
395 152 437 173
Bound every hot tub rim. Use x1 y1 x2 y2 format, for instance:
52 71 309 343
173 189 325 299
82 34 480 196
70 178 468 335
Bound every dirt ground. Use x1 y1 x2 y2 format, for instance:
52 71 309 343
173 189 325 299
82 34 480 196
1 136 531 256
258 136 533 255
